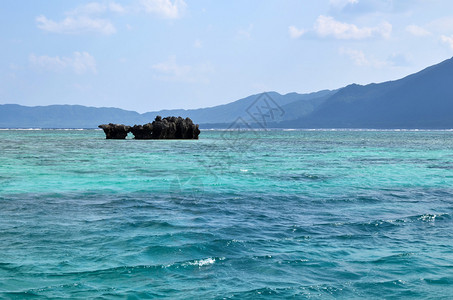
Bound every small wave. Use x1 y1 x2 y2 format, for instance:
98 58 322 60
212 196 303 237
183 257 223 267
320 212 451 233
422 277 453 285
223 285 346 298
224 287 282 298
276 173 328 181
41 258 223 279
416 213 450 222
371 252 417 265
427 164 453 170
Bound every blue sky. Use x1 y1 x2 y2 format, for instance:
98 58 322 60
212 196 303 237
1 0 453 112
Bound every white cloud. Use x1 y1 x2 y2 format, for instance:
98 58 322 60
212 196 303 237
441 35 453 50
36 1 184 35
339 48 386 68
36 15 116 35
36 2 126 35
406 25 430 37
140 0 187 19
152 56 212 83
29 52 97 74
288 26 305 39
314 15 392 39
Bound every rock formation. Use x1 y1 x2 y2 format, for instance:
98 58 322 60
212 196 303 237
131 116 200 139
129 123 153 139
98 123 131 139
99 116 200 140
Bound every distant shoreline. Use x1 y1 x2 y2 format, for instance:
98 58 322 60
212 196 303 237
1 128 453 131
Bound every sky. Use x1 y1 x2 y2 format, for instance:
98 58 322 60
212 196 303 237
1 0 453 112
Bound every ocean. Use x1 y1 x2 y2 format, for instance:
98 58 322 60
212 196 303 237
0 129 452 299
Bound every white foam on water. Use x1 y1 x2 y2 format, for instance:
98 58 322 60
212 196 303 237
418 214 437 222
187 258 215 266
184 257 225 267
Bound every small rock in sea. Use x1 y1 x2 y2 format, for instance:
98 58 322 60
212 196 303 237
98 123 131 139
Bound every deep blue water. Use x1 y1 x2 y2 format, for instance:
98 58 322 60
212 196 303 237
0 129 452 299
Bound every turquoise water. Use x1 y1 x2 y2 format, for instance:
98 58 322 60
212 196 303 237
0 129 452 299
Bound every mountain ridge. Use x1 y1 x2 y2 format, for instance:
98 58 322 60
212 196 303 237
0 90 333 128
1 56 453 129
277 56 453 128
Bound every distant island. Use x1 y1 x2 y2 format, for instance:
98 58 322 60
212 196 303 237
99 116 200 140
1 56 453 129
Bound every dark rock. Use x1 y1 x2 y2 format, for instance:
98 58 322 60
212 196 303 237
131 116 200 139
98 123 131 139
130 123 153 139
